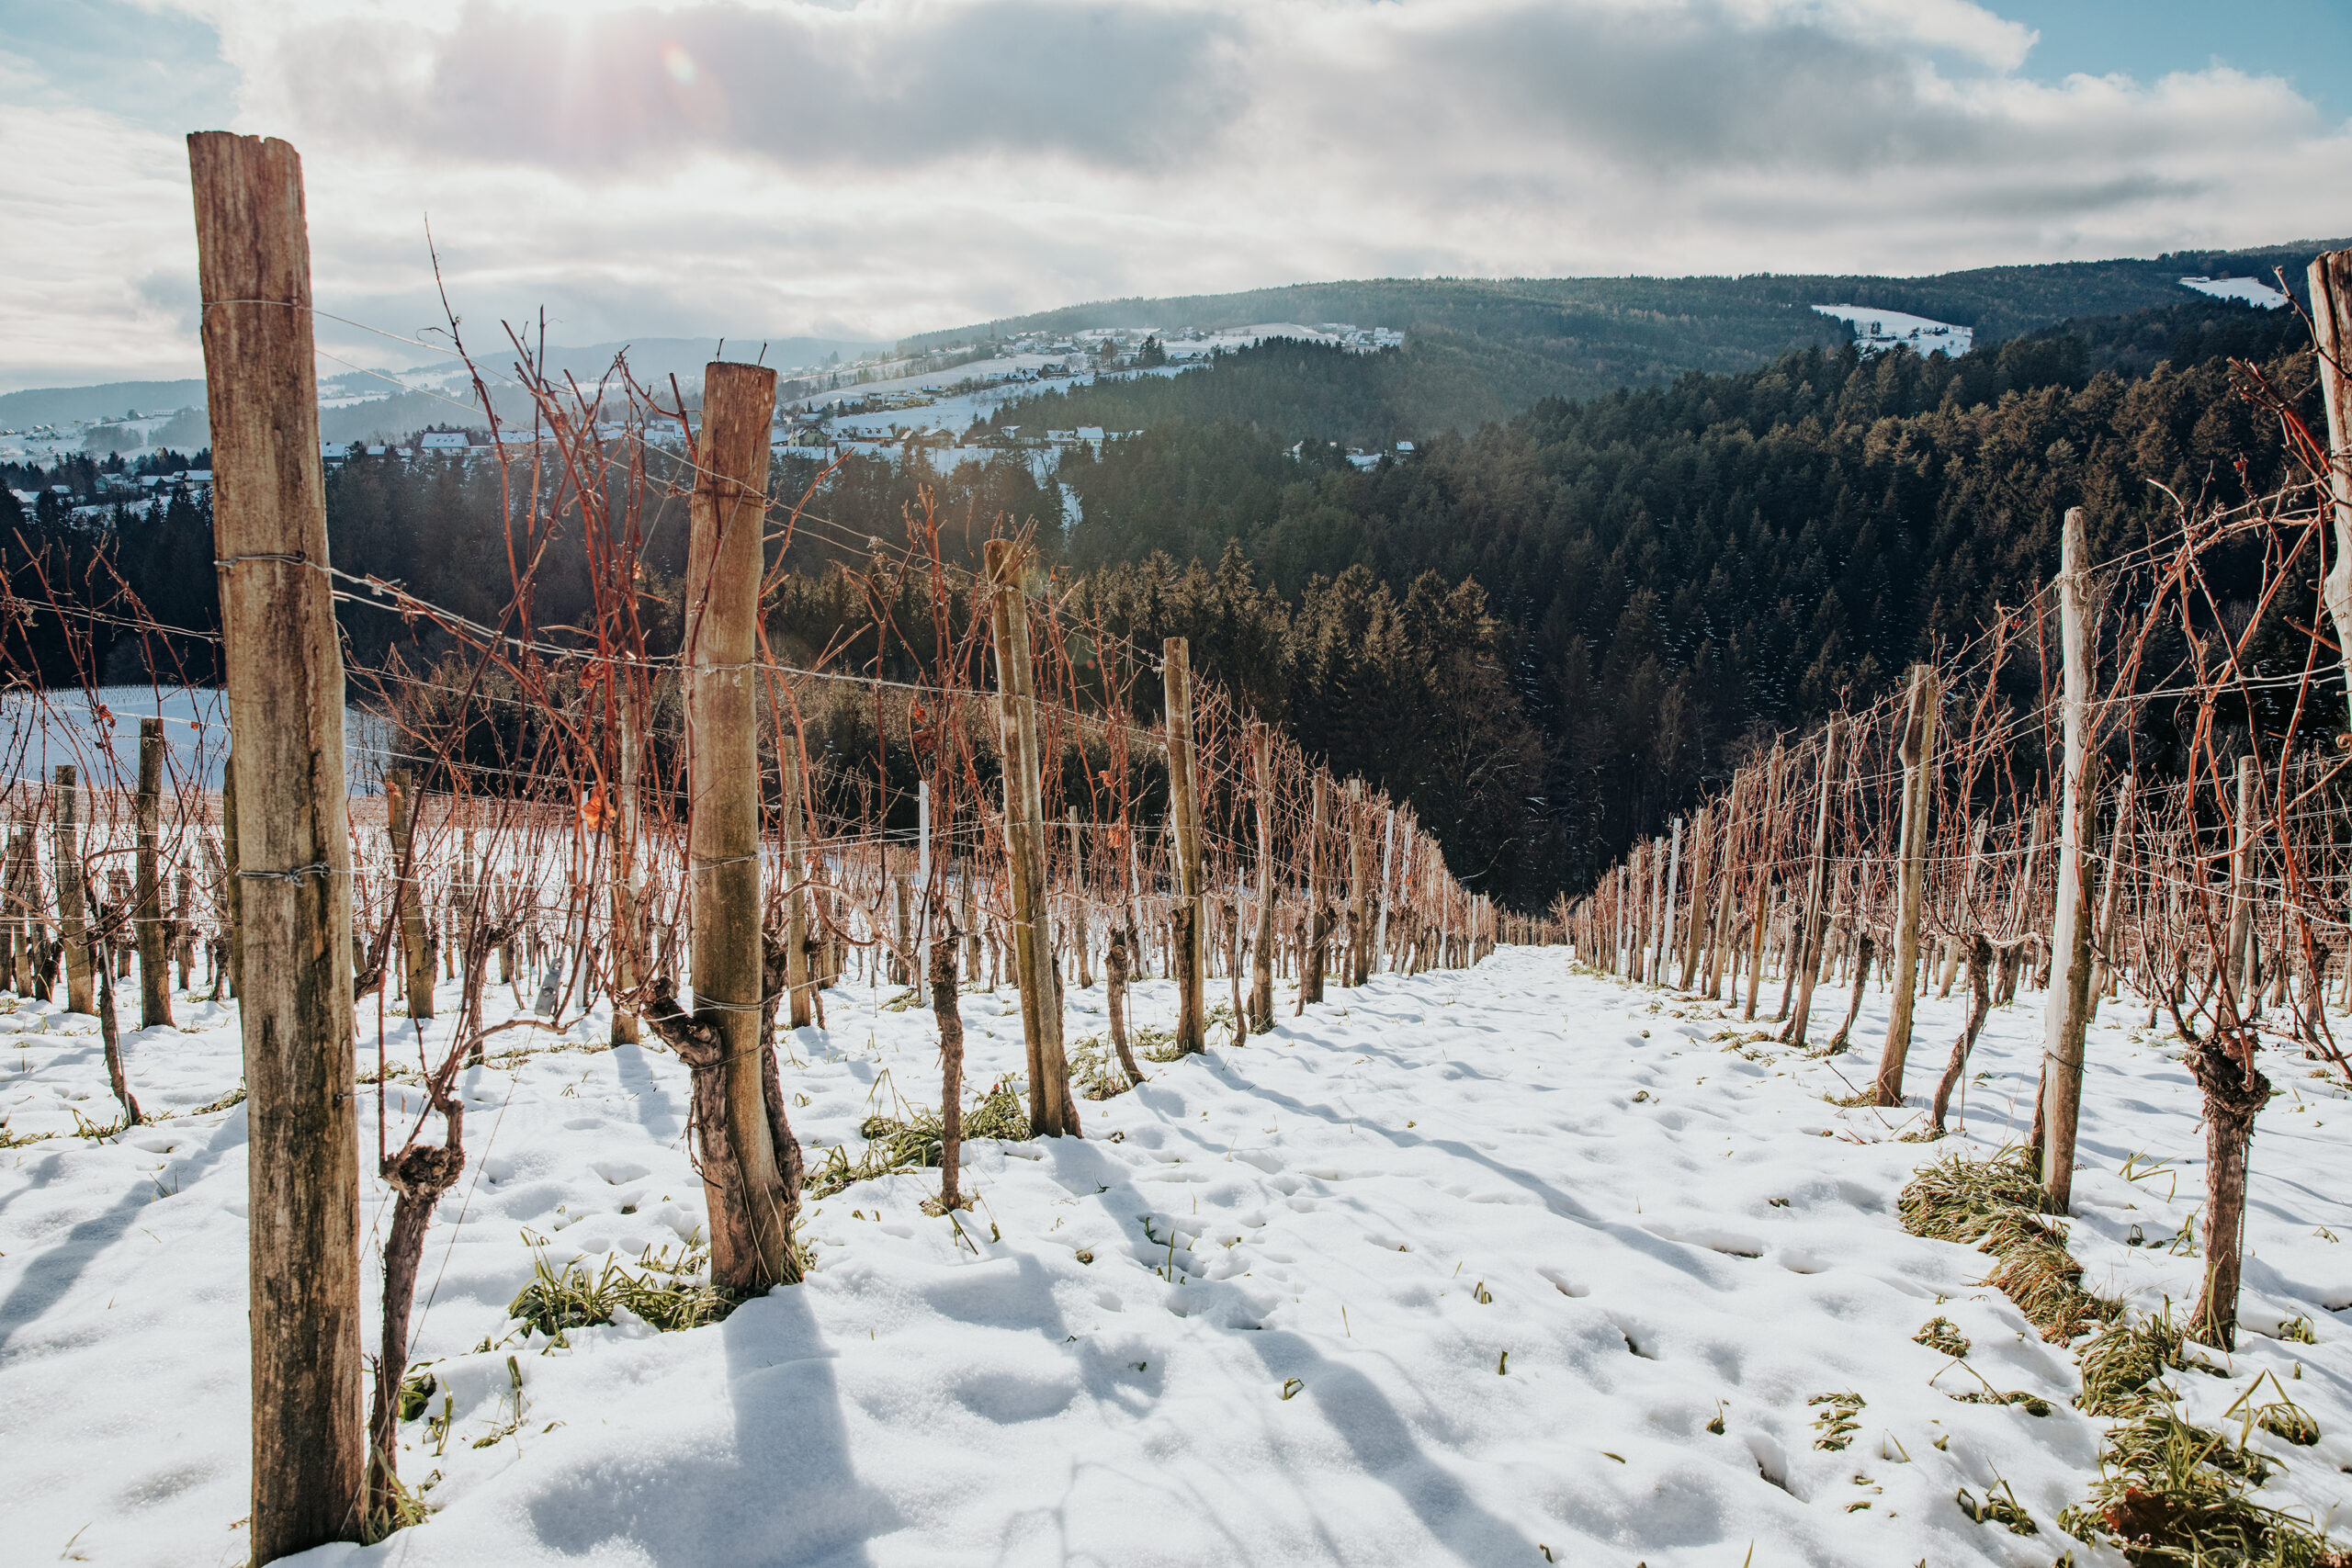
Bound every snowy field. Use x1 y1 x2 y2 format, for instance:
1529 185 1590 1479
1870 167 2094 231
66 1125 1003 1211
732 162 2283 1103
2180 276 2291 310
2 951 2349 1565
0 685 397 795
1812 305 1973 357
811 324 1367 444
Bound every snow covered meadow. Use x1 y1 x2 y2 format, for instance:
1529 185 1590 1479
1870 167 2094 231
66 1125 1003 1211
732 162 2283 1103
2 949 2349 1566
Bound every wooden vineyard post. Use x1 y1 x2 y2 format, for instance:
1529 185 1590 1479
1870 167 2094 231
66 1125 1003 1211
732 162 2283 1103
1302 773 1331 1005
2225 754 2258 1002
189 130 363 1562
2089 778 2133 1020
609 688 642 1045
1374 803 1395 977
1872 665 1939 1105
385 770 434 1021
985 538 1079 1134
1164 637 1207 1054
134 717 173 1027
1346 781 1372 985
1659 817 1681 984
2041 505 2098 1213
1677 806 1707 989
2306 251 2352 728
1248 723 1275 1030
220 760 242 999
680 361 797 1288
782 729 813 1030
1783 717 1842 1047
54 764 93 1015
1705 794 1739 998
1067 814 1091 990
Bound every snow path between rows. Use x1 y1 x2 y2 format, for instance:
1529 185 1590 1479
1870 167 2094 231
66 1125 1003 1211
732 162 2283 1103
3 950 2349 1566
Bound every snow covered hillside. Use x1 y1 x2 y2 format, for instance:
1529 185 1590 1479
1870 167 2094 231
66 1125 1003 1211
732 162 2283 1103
2180 276 2291 310
1812 306 1973 357
3 951 2348 1565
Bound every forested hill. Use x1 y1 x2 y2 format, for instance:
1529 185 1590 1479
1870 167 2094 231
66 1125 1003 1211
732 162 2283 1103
976 295 2314 451
905 243 2341 422
0 295 2324 910
1035 297 2323 903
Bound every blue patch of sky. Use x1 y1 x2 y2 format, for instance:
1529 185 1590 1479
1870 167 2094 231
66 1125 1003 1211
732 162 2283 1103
0 0 239 133
1993 0 2352 123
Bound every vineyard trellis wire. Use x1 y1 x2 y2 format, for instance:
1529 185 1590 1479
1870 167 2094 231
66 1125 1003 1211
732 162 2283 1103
0 133 1543 1556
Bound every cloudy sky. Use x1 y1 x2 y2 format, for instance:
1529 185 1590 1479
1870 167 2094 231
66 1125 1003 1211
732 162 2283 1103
4 0 2350 390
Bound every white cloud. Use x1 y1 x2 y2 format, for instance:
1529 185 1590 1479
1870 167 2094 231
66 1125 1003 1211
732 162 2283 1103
6 0 2351 389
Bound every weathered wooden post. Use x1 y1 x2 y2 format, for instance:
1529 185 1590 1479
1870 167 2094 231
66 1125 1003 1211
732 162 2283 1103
1872 665 1938 1104
189 130 362 1562
1163 637 1207 1053
1338 781 1360 984
54 764 93 1014
220 761 242 999
1783 717 1843 1046
1302 772 1334 1004
985 538 1080 1134
2088 777 2133 1021
2307 252 2352 728
2041 505 2098 1213
2225 754 2258 1005
684 360 797 1284
134 717 173 1027
385 769 434 1021
1067 814 1091 990
781 730 813 1029
1249 724 1275 1029
609 690 642 1045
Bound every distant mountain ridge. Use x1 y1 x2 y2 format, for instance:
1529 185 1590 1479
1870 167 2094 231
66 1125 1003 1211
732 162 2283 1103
894 243 2347 421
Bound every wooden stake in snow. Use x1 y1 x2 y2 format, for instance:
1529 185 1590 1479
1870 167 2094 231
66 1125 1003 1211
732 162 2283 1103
781 728 814 1030
681 359 797 1287
386 769 434 1021
2225 754 2258 1002
2306 251 2352 728
1781 717 1842 1047
609 687 642 1045
189 129 363 1563
2041 505 2098 1213
985 538 1080 1134
1302 773 1331 1005
1743 746 1781 1021
134 717 172 1028
1248 723 1275 1030
53 764 92 1015
1871 665 1938 1104
1164 637 1206 1053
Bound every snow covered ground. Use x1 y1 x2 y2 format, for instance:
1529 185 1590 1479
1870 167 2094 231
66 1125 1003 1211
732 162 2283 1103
2 950 2348 1566
1813 305 1973 357
0 686 400 795
809 324 1368 444
2180 276 2291 310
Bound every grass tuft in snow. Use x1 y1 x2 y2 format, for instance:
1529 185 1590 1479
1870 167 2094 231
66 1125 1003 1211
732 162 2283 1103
361 1467 435 1544
2076 1307 2223 1418
506 1241 743 1337
1957 1476 2039 1536
810 1076 1032 1198
2055 1404 2349 1567
1069 1035 1136 1100
1898 1150 2119 1342
1914 1316 1971 1358
1808 1391 1864 1450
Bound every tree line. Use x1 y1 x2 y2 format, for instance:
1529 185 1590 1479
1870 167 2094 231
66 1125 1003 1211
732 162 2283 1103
0 298 2322 908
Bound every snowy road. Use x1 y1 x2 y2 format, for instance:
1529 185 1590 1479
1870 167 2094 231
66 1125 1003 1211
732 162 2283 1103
2 951 2348 1565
